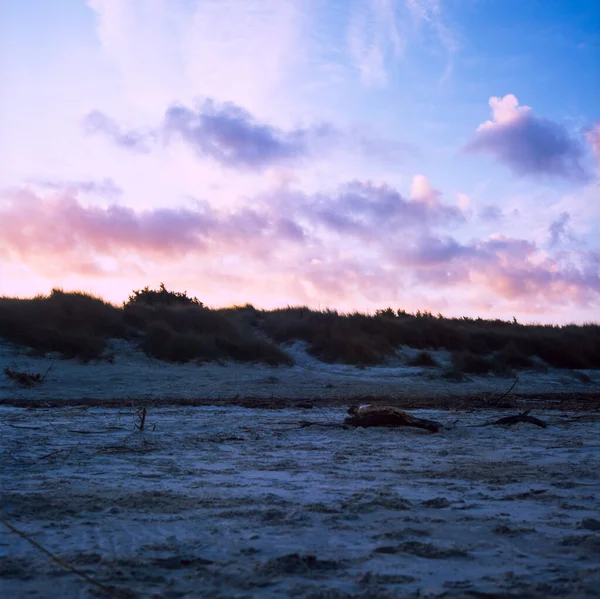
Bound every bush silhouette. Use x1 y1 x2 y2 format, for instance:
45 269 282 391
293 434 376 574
126 283 202 308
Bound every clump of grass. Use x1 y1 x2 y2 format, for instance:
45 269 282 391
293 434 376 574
406 351 439 368
0 289 127 361
440 369 465 382
124 287 291 365
451 351 494 374
494 342 534 369
123 301 291 365
571 371 592 384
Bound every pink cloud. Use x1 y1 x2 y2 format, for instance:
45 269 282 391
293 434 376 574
1 181 598 315
302 179 464 239
584 122 600 164
392 232 600 305
0 188 303 271
28 177 123 199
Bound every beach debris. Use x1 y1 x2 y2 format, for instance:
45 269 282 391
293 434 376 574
478 410 547 428
3 364 53 388
344 404 442 433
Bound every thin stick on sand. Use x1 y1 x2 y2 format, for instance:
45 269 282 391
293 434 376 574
477 410 548 428
136 407 147 432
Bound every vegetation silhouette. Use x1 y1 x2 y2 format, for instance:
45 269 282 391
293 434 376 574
0 287 598 370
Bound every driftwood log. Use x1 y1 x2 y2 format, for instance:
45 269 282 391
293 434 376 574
478 410 547 429
344 405 441 433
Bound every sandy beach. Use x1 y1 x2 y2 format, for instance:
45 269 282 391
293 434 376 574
1 339 599 598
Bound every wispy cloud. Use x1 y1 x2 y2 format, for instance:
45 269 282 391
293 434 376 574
346 0 459 87
87 0 310 119
406 0 459 82
465 95 591 182
346 0 405 87
83 110 152 153
548 212 572 247
478 205 503 222
28 177 123 199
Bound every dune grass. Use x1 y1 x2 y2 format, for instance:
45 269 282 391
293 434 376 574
0 287 290 365
0 287 598 370
0 289 128 361
257 306 600 369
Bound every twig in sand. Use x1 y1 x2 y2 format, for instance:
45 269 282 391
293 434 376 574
297 421 348 429
136 407 147 431
66 427 127 434
494 377 519 404
476 410 547 429
0 519 126 598
39 363 54 383
38 448 69 460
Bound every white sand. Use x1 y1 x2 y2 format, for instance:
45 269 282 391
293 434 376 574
1 338 599 598
1 406 599 598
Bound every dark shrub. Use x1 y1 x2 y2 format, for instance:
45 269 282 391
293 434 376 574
571 371 592 384
136 306 291 365
532 336 591 369
441 369 465 382
452 351 493 374
0 289 127 360
495 342 534 369
407 351 439 367
126 283 202 308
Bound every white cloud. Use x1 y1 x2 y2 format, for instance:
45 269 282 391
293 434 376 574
477 94 532 131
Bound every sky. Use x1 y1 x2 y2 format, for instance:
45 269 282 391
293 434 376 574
1 0 599 323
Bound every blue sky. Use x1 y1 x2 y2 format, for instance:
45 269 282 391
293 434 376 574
1 0 599 322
